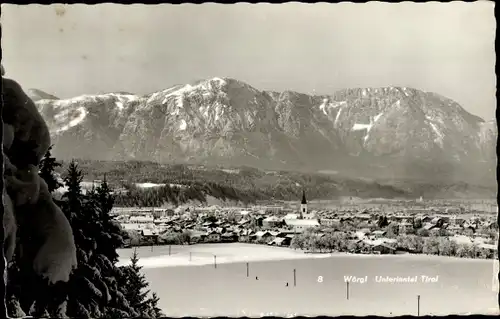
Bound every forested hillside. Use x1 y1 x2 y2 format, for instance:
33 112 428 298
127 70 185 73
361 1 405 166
54 160 496 207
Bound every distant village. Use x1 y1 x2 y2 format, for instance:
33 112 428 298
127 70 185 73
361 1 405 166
113 191 498 259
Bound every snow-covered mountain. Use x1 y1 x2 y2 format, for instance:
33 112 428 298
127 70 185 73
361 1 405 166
27 88 59 102
34 77 496 184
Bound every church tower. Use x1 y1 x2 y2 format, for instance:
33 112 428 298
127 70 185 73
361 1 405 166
300 190 307 219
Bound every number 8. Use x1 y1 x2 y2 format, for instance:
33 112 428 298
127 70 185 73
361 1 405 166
317 276 323 283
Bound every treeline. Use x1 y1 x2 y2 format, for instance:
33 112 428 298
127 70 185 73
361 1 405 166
57 160 418 204
113 181 260 206
291 229 496 259
125 229 193 247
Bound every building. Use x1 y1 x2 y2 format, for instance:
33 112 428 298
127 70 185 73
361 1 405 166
284 219 320 233
450 216 466 226
284 213 299 220
302 210 316 220
251 205 283 214
372 243 396 255
320 218 341 228
371 230 387 238
129 215 155 224
121 222 155 231
252 231 274 243
207 231 221 242
263 216 283 229
268 237 292 247
300 190 308 218
237 229 253 242
141 229 159 242
398 222 413 234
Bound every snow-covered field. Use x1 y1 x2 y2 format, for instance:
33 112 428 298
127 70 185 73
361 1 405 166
118 243 498 317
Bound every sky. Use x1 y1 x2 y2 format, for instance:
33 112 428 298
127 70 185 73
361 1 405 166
1 2 496 120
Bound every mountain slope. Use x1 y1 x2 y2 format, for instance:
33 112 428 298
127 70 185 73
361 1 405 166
34 77 496 184
27 88 59 101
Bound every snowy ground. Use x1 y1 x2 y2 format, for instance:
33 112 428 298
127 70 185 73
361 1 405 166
117 243 498 317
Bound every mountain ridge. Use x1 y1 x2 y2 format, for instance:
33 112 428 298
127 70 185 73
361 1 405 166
32 77 497 186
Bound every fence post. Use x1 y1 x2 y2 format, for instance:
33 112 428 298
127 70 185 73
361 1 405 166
293 269 296 287
417 295 420 316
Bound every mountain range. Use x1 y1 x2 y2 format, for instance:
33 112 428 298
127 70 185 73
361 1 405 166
31 77 497 186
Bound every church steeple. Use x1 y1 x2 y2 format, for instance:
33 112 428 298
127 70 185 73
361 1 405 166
301 190 307 205
300 190 308 219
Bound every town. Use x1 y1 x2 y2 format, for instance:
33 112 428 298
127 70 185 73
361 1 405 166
113 191 498 259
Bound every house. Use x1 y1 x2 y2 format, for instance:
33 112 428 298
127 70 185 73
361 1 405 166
389 215 412 223
251 231 274 243
284 213 300 220
353 240 372 253
202 221 218 228
141 229 159 243
190 231 207 244
354 213 372 222
252 205 283 214
269 231 281 237
429 228 442 237
121 223 146 231
354 229 371 240
129 215 155 224
276 230 295 237
268 237 292 247
394 247 413 254
235 210 251 220
446 208 462 214
447 224 462 233
320 218 341 228
302 211 316 220
238 219 251 226
284 219 320 233
358 221 372 229
372 243 396 255
481 221 496 229
450 216 466 226
254 216 264 227
221 232 237 242
430 217 445 228
421 216 433 223
238 229 253 242
341 216 353 222
398 222 413 234
423 223 437 231
206 231 221 242
263 216 284 229
462 223 476 235
477 243 497 251
371 230 386 238
347 232 359 240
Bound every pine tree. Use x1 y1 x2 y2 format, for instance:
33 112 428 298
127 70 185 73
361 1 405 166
62 160 84 222
39 145 63 193
8 158 162 318
58 162 116 318
120 250 150 316
88 175 124 265
148 293 163 319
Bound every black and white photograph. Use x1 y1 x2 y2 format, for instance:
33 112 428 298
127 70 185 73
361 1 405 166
0 2 497 318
